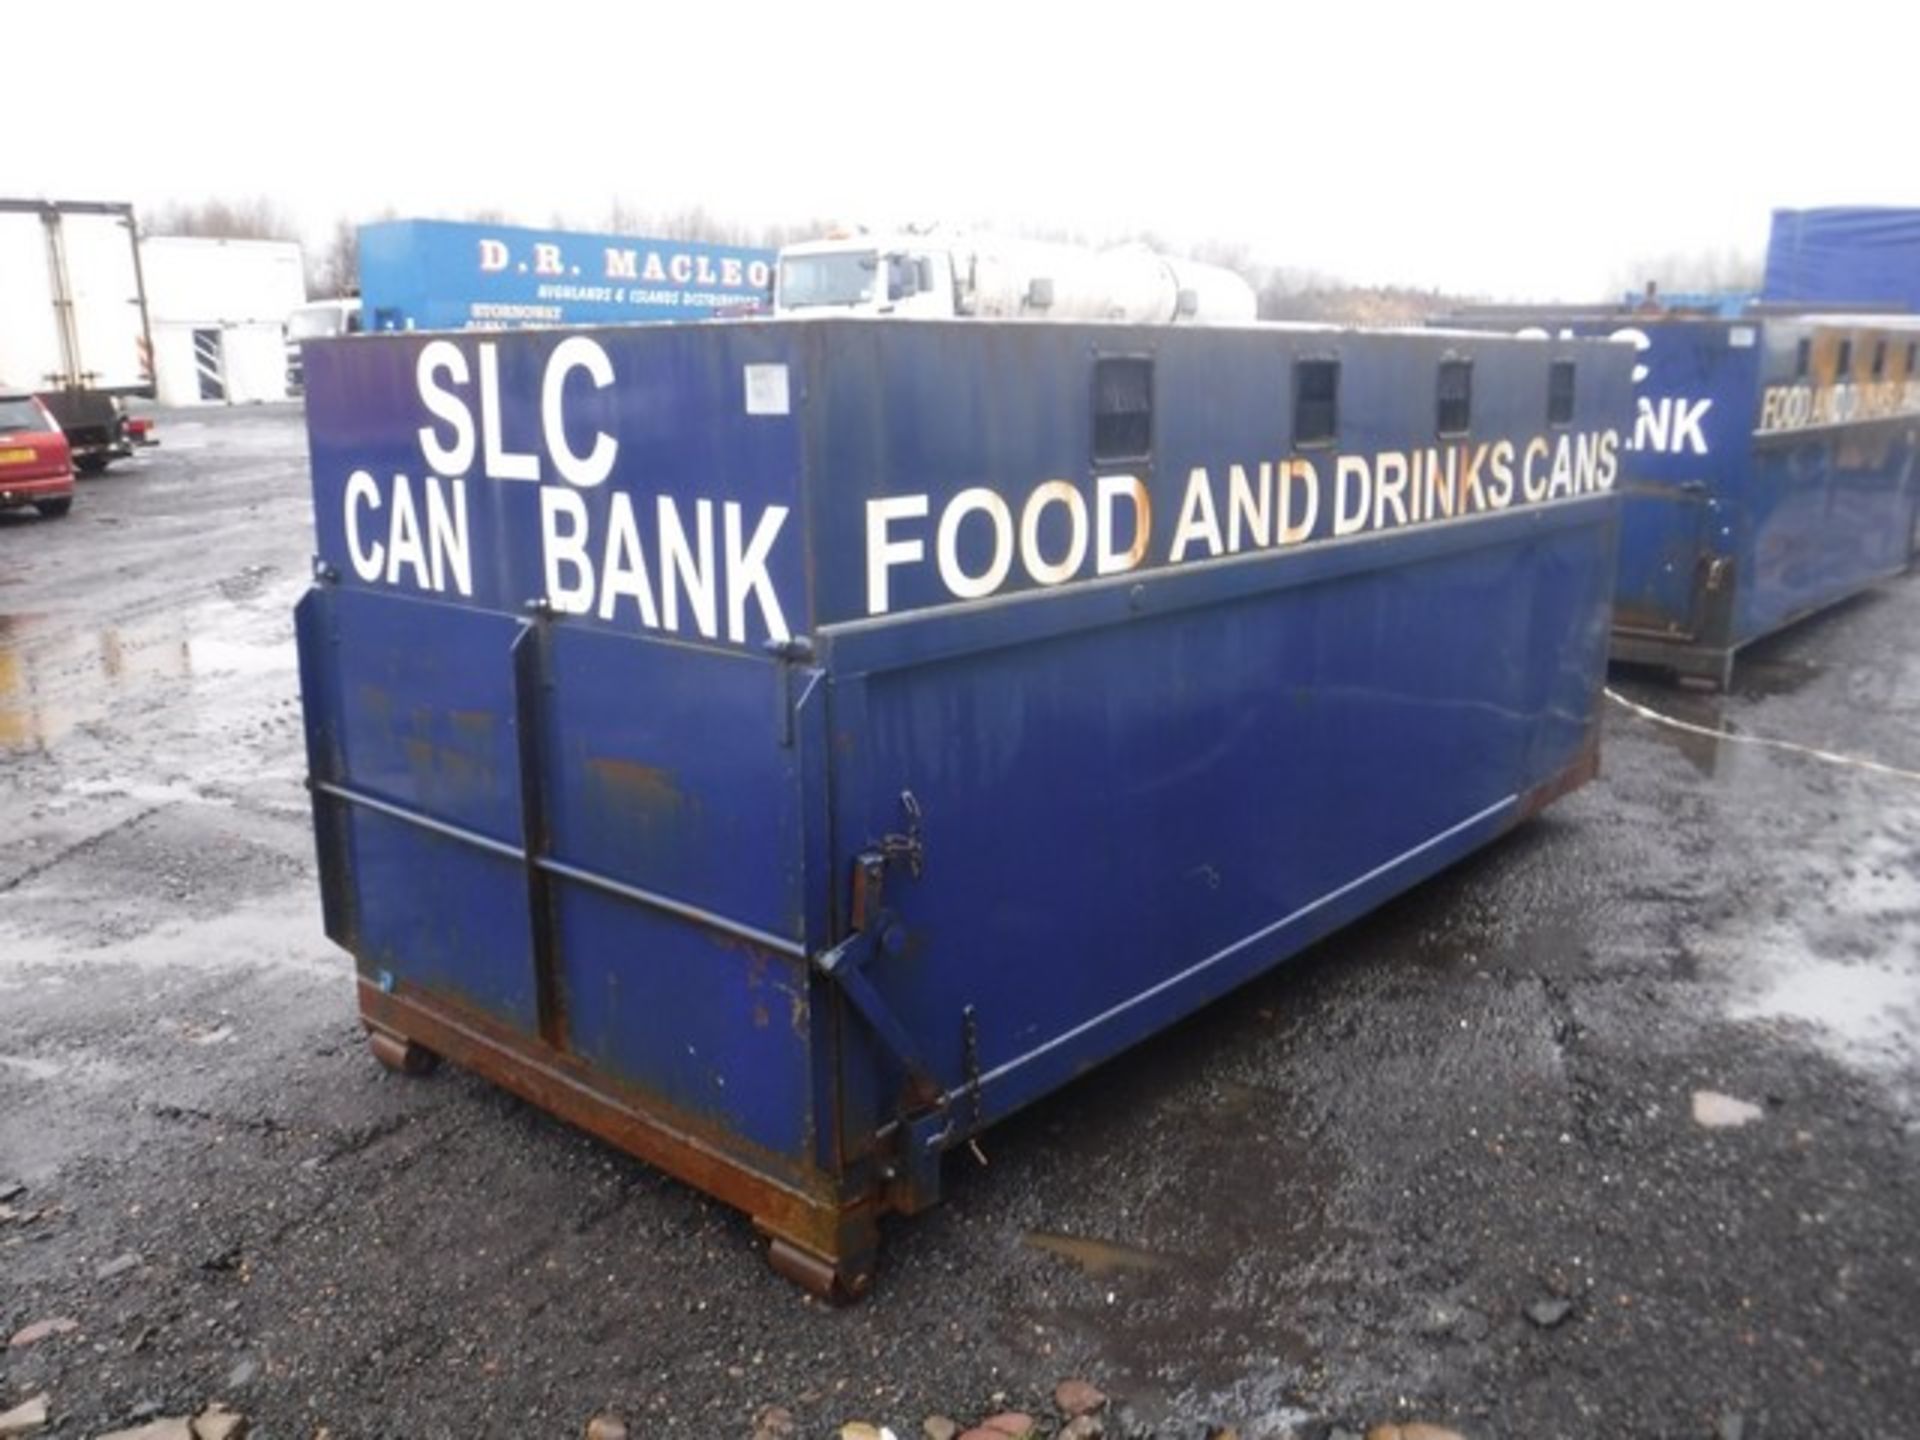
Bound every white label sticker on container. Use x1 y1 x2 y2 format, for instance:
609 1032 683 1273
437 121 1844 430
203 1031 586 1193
744 364 790 416
1729 326 1756 348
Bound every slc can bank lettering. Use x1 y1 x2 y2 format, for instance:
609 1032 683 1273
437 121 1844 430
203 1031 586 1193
336 338 1620 643
1522 326 1712 456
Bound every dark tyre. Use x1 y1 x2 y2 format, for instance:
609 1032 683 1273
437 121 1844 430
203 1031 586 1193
35 498 72 519
73 456 109 476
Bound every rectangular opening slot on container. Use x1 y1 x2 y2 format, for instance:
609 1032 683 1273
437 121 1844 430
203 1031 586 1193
1795 338 1811 380
1547 360 1576 427
1871 339 1887 379
1836 338 1853 379
1092 356 1153 463
1293 358 1339 447
1436 359 1472 436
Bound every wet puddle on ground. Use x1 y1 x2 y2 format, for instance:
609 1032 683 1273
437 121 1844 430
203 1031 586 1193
1023 1231 1175 1276
1608 680 1752 780
1733 655 1823 698
1732 957 1920 1066
1710 823 1920 1107
1000 1056 1335 1432
0 596 294 751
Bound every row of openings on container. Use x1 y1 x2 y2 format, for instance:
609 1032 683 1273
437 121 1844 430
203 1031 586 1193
1090 354 1581 463
1793 335 1919 382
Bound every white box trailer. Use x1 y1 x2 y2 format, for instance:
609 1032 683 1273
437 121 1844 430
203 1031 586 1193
0 199 155 470
140 236 308 407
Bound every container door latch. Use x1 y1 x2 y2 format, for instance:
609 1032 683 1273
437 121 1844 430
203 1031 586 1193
853 789 923 928
815 791 937 1104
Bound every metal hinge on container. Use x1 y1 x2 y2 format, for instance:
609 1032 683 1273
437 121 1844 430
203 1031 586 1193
764 636 818 747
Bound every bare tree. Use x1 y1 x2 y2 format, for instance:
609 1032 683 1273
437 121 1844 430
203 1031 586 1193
1609 246 1763 302
1256 279 1474 326
145 196 300 242
600 198 838 251
310 216 360 298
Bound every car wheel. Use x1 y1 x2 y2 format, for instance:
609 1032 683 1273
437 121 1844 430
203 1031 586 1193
35 498 73 519
73 456 109 476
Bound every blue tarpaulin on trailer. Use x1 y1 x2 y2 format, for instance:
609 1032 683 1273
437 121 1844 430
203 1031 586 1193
1763 208 1920 311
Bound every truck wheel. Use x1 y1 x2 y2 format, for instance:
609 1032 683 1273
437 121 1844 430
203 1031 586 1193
35 498 73 519
74 456 109 476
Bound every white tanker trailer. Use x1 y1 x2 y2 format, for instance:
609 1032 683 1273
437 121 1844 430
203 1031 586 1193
775 229 1258 324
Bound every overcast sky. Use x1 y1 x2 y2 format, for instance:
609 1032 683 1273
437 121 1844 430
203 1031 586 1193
19 0 1917 299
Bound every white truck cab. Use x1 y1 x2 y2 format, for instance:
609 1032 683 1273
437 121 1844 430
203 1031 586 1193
776 237 959 318
773 229 1257 325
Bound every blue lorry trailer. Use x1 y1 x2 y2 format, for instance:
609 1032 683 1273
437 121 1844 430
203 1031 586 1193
1764 207 1920 313
295 318 1631 1295
1451 308 1920 686
356 218 774 332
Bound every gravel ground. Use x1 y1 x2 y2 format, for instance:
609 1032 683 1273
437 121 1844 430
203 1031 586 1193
1 406 1916 1439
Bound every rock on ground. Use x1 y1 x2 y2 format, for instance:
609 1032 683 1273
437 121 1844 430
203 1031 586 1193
1055 1381 1108 1419
1692 1089 1766 1128
0 1396 50 1437
191 1406 248 1440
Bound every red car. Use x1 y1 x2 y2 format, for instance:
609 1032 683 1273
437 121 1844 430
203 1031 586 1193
0 393 74 520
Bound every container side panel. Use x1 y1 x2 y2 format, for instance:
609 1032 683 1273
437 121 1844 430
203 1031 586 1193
1739 317 1920 642
554 890 814 1163
1613 490 1709 634
327 589 527 844
1743 425 1915 639
807 320 1630 1139
1520 515 1620 777
540 626 805 942
533 622 822 1172
315 587 536 1029
349 814 538 1030
301 324 828 1210
843 515 1611 1110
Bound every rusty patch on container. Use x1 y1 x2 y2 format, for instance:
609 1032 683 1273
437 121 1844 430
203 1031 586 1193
1512 728 1600 825
355 980 870 1287
354 680 391 712
587 756 684 813
449 707 495 741
1612 601 1691 638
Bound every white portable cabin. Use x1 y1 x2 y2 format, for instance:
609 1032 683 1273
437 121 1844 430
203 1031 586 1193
141 236 307 406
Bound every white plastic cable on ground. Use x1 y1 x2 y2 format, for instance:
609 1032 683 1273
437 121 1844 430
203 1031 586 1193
1604 687 1920 785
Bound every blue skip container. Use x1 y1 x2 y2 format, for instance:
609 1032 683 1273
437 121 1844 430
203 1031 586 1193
296 318 1631 1294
